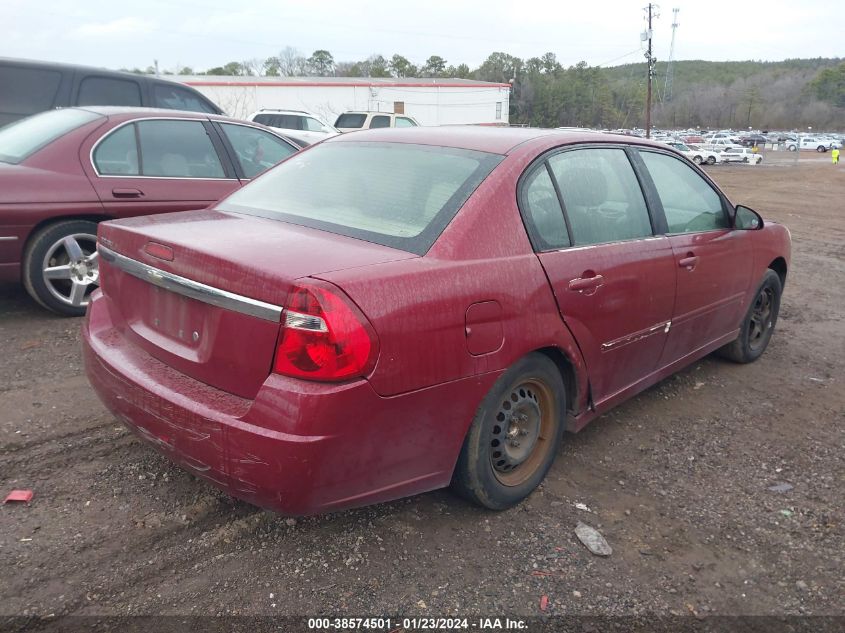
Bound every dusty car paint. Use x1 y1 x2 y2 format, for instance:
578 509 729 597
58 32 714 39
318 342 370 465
83 127 791 514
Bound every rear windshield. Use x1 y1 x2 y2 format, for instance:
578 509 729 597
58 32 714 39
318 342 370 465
0 108 102 164
335 113 366 128
217 142 503 255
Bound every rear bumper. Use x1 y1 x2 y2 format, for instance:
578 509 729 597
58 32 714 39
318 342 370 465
83 290 497 515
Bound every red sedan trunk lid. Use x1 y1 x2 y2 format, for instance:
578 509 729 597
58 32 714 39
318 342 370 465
97 209 415 398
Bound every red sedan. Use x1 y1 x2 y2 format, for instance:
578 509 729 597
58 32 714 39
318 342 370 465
0 107 299 315
83 127 791 515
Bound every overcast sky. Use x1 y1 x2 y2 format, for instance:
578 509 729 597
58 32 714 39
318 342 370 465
6 0 844 73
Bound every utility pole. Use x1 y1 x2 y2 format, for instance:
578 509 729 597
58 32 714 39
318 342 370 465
643 3 658 138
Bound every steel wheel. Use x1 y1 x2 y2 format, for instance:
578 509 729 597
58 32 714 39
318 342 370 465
490 379 555 487
748 286 774 352
452 353 566 510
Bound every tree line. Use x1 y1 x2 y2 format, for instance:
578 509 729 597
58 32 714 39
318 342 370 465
123 50 845 131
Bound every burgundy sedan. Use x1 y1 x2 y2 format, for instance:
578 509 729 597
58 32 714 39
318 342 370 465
0 107 299 315
83 127 791 514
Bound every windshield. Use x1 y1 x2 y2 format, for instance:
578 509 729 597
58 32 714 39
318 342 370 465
217 142 503 255
0 108 102 164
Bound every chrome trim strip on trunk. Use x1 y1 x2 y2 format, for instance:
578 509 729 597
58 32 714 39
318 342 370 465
98 245 283 322
0 236 19 241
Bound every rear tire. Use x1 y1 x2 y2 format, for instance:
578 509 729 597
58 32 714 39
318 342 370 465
22 220 100 317
817 146 826 153
706 155 717 165
452 353 566 510
718 270 782 364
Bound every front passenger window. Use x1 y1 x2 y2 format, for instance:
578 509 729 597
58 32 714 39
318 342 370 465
640 151 727 233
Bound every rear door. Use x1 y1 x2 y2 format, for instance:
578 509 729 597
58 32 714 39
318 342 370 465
636 149 753 367
82 117 241 218
524 146 677 403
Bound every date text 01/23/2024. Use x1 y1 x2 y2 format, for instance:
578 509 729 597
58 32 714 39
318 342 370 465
307 617 528 630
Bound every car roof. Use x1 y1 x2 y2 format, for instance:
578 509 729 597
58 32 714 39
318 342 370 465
327 126 670 155
67 106 251 126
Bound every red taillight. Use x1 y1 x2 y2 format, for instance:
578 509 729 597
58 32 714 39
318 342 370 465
273 281 377 382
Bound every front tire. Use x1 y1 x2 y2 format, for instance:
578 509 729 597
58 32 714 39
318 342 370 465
22 220 100 317
452 353 566 510
693 155 703 165
718 270 782 363
817 146 826 153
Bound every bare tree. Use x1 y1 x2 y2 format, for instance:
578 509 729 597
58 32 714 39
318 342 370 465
279 46 308 76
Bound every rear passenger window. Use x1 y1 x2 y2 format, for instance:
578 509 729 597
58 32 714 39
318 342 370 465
548 148 652 246
93 124 139 175
395 117 416 128
136 120 224 178
639 151 727 233
520 165 569 250
77 77 142 107
369 115 390 129
0 67 62 122
153 84 215 113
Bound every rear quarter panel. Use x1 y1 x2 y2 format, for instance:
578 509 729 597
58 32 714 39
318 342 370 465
318 149 590 414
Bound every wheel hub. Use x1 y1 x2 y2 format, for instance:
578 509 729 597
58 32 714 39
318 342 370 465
491 387 542 473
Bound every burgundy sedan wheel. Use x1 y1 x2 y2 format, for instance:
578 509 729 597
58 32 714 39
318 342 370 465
490 378 556 487
23 220 99 316
453 353 566 509
719 270 782 364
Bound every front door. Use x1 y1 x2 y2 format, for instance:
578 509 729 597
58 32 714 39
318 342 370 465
636 150 754 366
522 147 677 403
82 118 241 219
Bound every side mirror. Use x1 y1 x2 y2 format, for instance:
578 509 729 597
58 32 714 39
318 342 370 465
734 205 763 230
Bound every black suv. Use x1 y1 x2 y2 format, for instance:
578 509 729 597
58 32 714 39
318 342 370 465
0 58 223 127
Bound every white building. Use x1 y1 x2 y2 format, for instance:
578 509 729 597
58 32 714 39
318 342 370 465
175 76 511 127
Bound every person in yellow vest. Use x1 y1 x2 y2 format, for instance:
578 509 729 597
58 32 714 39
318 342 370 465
833 147 840 165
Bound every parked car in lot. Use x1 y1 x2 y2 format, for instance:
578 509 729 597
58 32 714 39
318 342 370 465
665 141 721 165
786 136 841 152
0 57 223 128
720 147 763 164
740 134 767 147
0 107 299 315
247 109 339 146
83 127 791 515
334 111 420 132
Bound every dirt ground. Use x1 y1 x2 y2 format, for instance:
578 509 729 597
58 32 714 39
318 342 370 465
1 151 843 623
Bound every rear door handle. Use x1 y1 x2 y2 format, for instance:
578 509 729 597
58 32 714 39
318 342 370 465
112 188 144 198
568 275 604 291
679 255 699 269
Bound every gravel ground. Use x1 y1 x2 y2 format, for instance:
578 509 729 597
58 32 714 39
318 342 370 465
0 154 842 625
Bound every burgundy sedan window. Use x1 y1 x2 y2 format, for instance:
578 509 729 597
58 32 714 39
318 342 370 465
639 151 728 233
548 148 653 246
218 123 297 179
93 124 139 175
0 108 102 164
137 120 225 178
218 142 503 254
